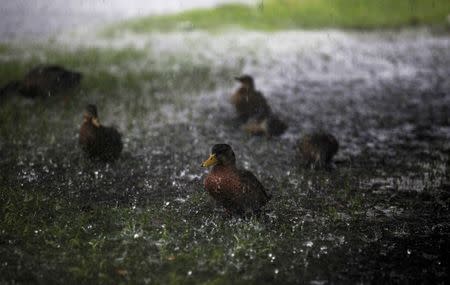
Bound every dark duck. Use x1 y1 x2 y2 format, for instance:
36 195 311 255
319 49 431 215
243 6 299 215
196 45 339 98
201 144 271 215
297 132 339 169
230 75 271 122
0 65 82 99
79 104 123 162
230 75 287 137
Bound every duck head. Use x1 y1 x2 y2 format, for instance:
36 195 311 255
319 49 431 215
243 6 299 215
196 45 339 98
83 104 101 127
201 144 236 167
235 75 255 90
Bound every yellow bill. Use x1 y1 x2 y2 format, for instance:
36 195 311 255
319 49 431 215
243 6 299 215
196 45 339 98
201 154 218 167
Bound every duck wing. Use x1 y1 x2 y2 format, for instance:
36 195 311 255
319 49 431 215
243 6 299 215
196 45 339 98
238 169 271 205
79 122 102 158
252 91 271 119
99 126 123 161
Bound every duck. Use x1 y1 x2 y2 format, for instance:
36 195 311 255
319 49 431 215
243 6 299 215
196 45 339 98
230 75 271 122
230 75 287 137
0 65 82 98
201 144 271 215
297 132 339 169
79 104 123 162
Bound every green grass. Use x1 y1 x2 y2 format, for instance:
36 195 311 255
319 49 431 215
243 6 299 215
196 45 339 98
108 0 450 34
0 44 238 143
1 31 449 284
2 170 448 283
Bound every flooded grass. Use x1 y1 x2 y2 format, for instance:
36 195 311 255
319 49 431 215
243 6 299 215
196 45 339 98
0 29 449 283
107 0 450 35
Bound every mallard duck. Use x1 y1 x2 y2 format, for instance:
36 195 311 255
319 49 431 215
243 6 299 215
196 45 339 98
79 104 122 162
0 65 82 98
241 114 288 137
297 132 339 169
201 144 271 215
230 75 271 122
230 75 287 136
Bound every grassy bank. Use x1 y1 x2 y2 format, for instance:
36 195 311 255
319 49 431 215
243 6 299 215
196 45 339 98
111 0 450 33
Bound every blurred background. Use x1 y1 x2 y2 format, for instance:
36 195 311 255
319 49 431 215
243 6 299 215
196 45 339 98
0 0 252 41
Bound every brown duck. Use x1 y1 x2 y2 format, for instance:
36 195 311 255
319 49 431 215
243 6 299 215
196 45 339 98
0 65 82 98
230 75 271 122
201 144 271 215
79 104 123 162
231 75 287 136
297 132 339 169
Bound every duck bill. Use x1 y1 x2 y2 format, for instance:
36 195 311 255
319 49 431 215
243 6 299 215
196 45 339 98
201 154 218 167
234 76 243 82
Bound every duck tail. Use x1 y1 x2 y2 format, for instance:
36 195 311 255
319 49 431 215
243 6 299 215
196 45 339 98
72 71 83 84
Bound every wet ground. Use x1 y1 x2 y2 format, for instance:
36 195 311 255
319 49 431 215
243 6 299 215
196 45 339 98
0 28 449 283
